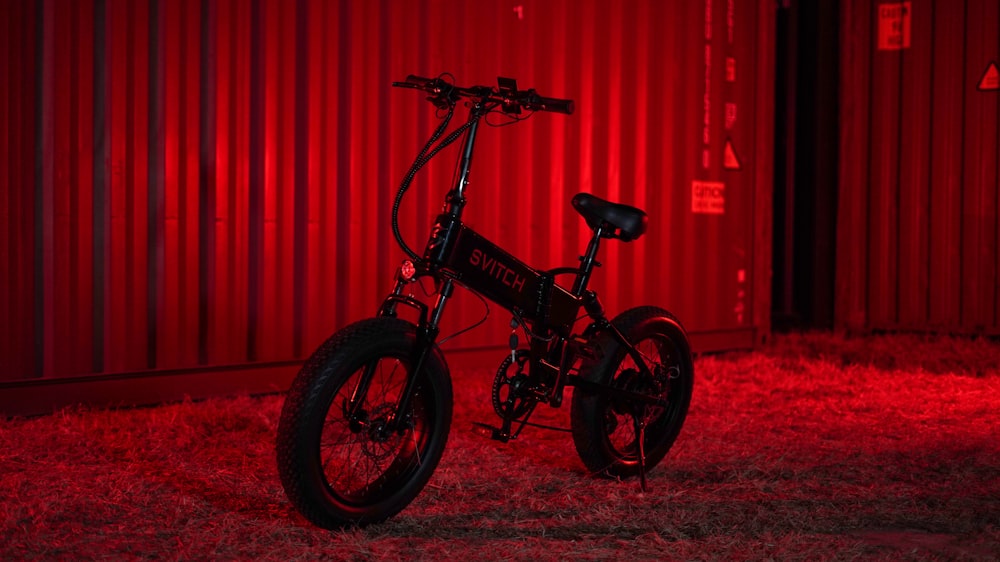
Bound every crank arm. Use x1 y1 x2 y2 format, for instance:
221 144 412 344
471 400 539 443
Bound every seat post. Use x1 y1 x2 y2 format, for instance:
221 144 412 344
572 224 604 296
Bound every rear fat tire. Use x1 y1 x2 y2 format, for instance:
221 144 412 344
570 306 694 479
276 317 452 529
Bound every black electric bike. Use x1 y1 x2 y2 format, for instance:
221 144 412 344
276 75 694 529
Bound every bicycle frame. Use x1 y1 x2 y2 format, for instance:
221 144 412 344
369 96 659 440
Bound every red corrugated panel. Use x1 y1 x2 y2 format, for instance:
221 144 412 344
160 0 202 368
0 0 38 380
46 0 96 377
928 0 964 328
838 0 1000 334
37 0 56 377
0 0 775 388
109 0 152 372
837 0 873 330
212 0 253 365
962 0 999 331
897 0 932 326
867 2 902 328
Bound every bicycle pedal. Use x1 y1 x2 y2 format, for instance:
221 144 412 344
470 422 510 443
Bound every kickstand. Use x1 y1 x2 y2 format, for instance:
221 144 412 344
633 411 649 493
512 402 537 439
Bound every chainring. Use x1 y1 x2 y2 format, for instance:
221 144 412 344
491 350 534 419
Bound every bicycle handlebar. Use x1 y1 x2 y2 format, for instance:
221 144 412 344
392 74 575 115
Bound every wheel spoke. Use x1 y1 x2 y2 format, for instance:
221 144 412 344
316 357 430 500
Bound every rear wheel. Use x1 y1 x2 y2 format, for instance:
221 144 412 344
570 306 693 478
276 317 452 528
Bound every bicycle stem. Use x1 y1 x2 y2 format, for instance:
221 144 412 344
456 117 481 201
444 103 488 218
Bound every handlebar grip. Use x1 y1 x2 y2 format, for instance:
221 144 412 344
392 75 439 90
533 96 575 115
520 91 575 115
405 74 435 86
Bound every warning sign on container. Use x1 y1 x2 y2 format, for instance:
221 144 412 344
692 181 725 215
724 139 741 171
978 61 999 91
877 2 911 51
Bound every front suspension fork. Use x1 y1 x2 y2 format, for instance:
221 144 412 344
392 278 452 431
348 277 454 434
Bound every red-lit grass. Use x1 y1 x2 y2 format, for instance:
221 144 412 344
2 333 999 560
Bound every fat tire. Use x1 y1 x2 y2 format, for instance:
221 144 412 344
570 306 693 479
276 317 452 528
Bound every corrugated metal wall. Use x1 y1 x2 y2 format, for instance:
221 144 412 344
838 0 1000 334
1 0 775 404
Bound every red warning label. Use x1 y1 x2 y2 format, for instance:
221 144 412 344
877 2 911 51
724 139 741 171
692 181 725 215
978 61 999 91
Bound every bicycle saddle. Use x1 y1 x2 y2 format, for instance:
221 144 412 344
571 193 647 242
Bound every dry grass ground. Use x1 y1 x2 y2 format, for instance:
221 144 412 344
2 332 999 560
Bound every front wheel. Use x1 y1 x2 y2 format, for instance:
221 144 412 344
570 306 693 479
276 317 453 529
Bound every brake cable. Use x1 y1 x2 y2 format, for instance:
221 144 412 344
391 104 488 261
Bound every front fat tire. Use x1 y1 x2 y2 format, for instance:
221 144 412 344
570 306 694 479
276 317 453 529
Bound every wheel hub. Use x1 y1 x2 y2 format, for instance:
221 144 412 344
360 404 403 461
611 368 650 414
